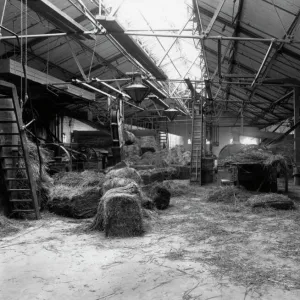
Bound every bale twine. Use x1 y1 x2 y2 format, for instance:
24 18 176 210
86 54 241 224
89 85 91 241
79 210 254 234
105 167 142 184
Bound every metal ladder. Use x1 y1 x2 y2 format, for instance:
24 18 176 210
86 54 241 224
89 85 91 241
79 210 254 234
0 80 40 219
157 119 169 150
190 102 203 183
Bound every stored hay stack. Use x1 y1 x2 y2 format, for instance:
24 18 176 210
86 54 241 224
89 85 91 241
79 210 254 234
247 194 295 210
90 184 144 237
48 185 102 218
105 167 142 184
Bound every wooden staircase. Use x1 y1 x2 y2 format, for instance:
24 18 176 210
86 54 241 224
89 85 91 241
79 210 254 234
190 104 203 183
0 80 40 219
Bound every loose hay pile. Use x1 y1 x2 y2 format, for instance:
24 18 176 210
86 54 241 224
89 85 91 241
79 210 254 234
0 215 20 237
219 146 288 175
48 185 102 218
15 137 53 210
204 186 251 204
247 194 295 210
90 184 144 237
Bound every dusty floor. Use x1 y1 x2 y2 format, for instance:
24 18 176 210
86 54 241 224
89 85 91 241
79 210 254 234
1 183 300 300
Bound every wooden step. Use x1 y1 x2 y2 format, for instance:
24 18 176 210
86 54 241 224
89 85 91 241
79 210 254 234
12 209 35 213
8 188 30 192
0 156 24 159
0 144 21 147
2 167 26 170
6 178 28 181
0 108 14 111
10 199 32 203
0 133 20 135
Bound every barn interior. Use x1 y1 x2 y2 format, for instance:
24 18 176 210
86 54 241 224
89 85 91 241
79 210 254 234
1 1 300 299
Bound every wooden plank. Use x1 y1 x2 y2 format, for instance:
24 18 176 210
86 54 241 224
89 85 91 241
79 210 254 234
0 59 95 101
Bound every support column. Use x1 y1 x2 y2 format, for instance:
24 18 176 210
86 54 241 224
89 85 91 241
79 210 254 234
294 88 300 185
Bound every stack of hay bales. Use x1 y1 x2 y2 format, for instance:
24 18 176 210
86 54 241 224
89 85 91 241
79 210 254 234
164 145 191 166
90 167 153 237
48 171 105 218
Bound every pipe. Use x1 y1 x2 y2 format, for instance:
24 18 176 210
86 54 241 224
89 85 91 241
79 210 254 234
122 32 294 43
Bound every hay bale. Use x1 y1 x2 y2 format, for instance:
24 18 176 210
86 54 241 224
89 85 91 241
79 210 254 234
123 144 141 158
151 186 171 210
138 167 178 184
53 170 106 187
246 194 295 210
132 165 155 171
105 167 142 184
104 182 154 209
204 186 251 204
124 154 141 166
90 184 144 237
102 177 136 194
48 185 102 218
142 183 171 210
123 130 137 145
180 151 191 166
140 136 158 153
